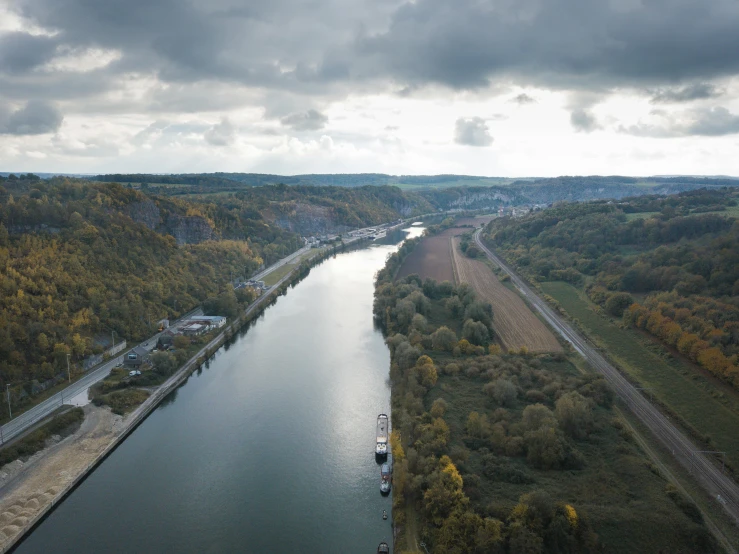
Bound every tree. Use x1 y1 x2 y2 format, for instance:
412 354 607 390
463 319 490 346
526 426 567 469
432 326 457 351
466 411 490 438
395 341 421 371
151 351 178 376
522 403 556 432
604 292 634 317
37 333 49 352
430 397 448 418
423 456 467 525
445 295 463 317
411 313 428 333
173 335 190 349
492 379 517 407
415 355 438 388
464 301 493 328
555 391 593 439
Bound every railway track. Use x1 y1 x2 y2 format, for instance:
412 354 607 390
474 229 739 530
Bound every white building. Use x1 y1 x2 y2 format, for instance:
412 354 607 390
187 315 227 330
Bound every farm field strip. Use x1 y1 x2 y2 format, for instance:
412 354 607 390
451 237 562 353
395 228 463 282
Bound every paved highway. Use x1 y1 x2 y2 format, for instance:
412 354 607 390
0 306 203 446
474 229 739 527
251 245 310 282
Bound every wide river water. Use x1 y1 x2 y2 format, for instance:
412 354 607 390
16 228 423 554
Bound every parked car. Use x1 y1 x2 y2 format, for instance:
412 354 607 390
129 370 142 377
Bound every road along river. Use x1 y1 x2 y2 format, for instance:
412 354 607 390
14 228 423 554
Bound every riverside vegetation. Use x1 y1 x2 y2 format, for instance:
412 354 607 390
374 245 718 552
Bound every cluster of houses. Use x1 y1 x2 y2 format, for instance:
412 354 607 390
305 235 333 247
123 315 227 369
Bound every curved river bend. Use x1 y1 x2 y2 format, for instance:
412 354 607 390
16 229 422 553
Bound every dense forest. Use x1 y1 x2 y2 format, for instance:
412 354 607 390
374 262 716 552
0 175 417 411
482 189 739 390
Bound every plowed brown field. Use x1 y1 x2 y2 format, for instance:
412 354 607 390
396 228 463 282
451 237 562 353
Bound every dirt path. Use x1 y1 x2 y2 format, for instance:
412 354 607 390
451 237 562 353
0 405 122 550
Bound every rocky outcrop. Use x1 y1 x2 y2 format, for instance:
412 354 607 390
126 200 215 244
448 191 513 209
269 202 353 236
164 214 216 245
126 200 161 230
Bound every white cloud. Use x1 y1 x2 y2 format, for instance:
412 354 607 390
454 117 493 147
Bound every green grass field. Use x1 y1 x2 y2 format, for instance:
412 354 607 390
262 249 323 286
540 281 739 470
625 211 660 221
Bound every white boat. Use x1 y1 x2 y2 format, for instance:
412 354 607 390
376 414 388 456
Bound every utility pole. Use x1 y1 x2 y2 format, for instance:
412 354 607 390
66 353 71 382
6 384 11 420
112 329 116 348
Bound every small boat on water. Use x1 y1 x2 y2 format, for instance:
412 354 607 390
380 462 391 494
380 479 391 494
376 414 388 457
377 541 390 554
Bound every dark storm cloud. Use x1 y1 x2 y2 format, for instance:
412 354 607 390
454 117 493 146
5 0 739 106
280 109 328 131
0 32 58 73
620 107 739 138
650 83 723 104
358 0 739 90
0 100 63 135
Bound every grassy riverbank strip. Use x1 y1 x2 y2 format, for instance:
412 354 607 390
0 238 367 553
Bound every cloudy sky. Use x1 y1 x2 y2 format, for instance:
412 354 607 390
2 0 739 177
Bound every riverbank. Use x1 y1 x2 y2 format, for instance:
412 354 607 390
0 404 122 551
0 239 364 553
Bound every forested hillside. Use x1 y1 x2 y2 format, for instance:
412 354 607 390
0 175 413 409
482 189 739 389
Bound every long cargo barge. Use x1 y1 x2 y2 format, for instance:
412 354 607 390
375 414 388 457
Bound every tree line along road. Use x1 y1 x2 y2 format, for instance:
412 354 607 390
474 229 739 529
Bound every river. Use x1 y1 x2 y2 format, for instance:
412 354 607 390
15 228 423 554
